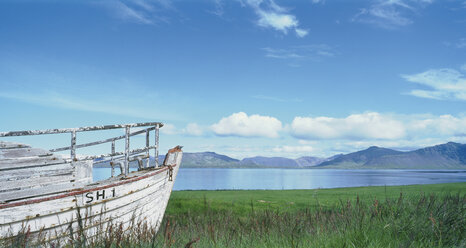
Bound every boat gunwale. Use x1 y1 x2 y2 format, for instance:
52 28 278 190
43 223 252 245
0 164 176 210
0 122 164 137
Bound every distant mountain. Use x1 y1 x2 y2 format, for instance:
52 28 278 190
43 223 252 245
240 156 299 167
178 152 242 168
318 142 466 169
317 146 403 168
94 142 466 169
295 156 327 167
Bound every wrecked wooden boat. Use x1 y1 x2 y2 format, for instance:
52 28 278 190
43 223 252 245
0 122 182 244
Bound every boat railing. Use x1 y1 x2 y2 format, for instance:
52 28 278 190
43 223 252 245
0 122 163 176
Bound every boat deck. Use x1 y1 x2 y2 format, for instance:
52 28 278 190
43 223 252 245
0 141 92 204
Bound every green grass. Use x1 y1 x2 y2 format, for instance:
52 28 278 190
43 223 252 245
157 183 465 247
5 182 465 247
167 182 466 216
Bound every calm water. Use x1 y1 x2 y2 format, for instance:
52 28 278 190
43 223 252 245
93 168 466 190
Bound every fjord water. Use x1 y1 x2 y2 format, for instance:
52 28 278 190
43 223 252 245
93 168 466 190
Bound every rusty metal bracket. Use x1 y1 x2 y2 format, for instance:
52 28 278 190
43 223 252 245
168 165 173 181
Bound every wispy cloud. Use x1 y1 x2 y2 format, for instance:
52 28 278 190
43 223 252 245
160 123 205 136
461 64 466 72
243 0 308 37
443 38 466 49
252 95 303 103
208 0 225 17
183 123 205 136
100 0 173 25
0 90 179 120
455 38 466 48
352 0 432 29
262 44 335 65
262 47 303 59
272 145 314 153
402 67 466 101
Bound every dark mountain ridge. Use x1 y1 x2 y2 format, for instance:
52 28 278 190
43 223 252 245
318 142 466 169
94 142 466 169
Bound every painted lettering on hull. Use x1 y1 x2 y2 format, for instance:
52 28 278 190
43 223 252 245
82 188 116 204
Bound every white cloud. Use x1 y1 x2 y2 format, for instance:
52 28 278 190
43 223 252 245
160 123 178 135
272 145 314 153
252 94 303 102
408 115 466 137
211 112 283 138
244 0 308 37
262 47 303 59
209 0 225 17
444 38 466 49
262 44 335 63
100 0 173 25
108 0 154 24
298 140 315 145
461 63 466 71
162 112 466 158
159 123 206 136
183 123 204 136
290 112 406 140
403 67 466 101
0 90 179 120
295 28 309 38
352 0 432 29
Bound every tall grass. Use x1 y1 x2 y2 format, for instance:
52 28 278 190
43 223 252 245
155 192 465 247
2 188 465 247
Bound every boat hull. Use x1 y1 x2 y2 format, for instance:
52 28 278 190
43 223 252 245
0 152 181 244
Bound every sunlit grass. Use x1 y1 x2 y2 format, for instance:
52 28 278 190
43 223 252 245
3 182 465 247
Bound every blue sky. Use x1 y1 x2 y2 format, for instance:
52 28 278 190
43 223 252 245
1 0 466 159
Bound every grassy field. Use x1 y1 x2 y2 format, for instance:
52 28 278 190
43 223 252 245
167 182 466 216
157 183 465 248
6 182 465 247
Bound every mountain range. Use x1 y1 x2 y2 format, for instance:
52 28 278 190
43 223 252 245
95 142 466 169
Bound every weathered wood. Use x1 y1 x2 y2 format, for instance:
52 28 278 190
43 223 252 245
0 152 181 242
0 174 77 192
0 177 90 203
71 130 76 160
50 126 156 152
0 122 164 137
0 156 66 171
0 160 92 202
0 147 51 159
155 124 159 167
146 130 150 168
0 163 74 180
1 175 168 233
0 141 30 149
0 169 167 224
124 126 130 175
0 122 181 245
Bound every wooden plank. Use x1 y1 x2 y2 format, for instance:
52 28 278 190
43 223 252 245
0 156 67 171
0 141 30 149
0 177 91 203
0 147 51 159
0 164 75 181
0 174 77 192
